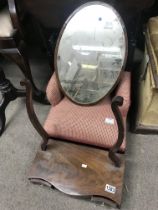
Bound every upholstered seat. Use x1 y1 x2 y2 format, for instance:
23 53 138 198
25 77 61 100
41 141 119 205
0 8 13 37
44 71 131 152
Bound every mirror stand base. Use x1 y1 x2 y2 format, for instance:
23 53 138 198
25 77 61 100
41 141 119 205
29 139 125 208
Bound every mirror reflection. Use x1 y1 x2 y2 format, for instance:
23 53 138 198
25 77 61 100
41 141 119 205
56 3 127 104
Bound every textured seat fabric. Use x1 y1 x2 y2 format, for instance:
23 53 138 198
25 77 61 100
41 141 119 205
44 72 131 152
46 72 63 106
0 8 13 37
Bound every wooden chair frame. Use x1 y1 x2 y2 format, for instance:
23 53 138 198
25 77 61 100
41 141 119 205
0 0 48 136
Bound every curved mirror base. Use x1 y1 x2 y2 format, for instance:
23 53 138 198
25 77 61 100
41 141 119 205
29 139 125 208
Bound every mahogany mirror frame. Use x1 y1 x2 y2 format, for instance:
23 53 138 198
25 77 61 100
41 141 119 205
54 1 128 105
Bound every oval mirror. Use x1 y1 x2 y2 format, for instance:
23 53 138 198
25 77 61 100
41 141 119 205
55 2 127 105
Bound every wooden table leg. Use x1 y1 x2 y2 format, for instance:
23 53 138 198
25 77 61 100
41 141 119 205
0 67 25 136
1 42 48 104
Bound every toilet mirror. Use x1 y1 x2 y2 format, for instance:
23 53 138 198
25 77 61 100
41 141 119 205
55 2 127 105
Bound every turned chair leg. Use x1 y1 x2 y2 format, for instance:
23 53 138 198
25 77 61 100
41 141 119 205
2 42 48 104
0 67 25 136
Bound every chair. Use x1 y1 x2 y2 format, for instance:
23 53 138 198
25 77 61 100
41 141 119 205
0 0 47 136
22 2 131 207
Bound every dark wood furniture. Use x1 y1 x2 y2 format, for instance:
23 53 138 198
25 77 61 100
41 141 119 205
21 75 129 207
29 139 125 207
0 0 47 136
20 3 131 207
7 0 154 206
0 67 25 135
22 71 131 207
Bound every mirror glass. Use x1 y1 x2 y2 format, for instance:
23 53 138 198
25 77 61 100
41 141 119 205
55 2 127 105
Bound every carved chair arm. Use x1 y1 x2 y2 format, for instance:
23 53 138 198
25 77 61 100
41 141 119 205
20 80 49 150
109 96 124 167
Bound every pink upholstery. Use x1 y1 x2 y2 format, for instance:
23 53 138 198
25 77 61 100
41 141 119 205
46 72 63 106
44 72 131 152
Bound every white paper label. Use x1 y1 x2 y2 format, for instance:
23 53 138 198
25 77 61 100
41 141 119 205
105 184 116 194
81 164 87 168
105 118 114 125
145 54 149 66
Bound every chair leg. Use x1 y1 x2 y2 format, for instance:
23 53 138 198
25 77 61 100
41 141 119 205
0 68 22 136
2 42 48 104
0 67 25 135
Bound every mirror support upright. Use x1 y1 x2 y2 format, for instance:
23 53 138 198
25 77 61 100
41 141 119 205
109 96 124 167
20 80 49 150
